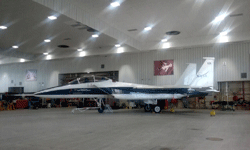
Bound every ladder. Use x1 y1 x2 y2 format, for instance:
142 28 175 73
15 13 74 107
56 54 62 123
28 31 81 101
104 104 113 113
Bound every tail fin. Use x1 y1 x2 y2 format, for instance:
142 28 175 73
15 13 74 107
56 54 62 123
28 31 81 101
175 63 197 86
190 57 215 88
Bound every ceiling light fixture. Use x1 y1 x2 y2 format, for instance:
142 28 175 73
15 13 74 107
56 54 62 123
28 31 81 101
92 34 99 38
46 55 52 60
144 26 152 31
219 36 229 43
213 14 227 23
20 58 25 62
161 39 168 42
48 16 57 20
220 31 228 36
12 45 18 49
43 53 49 55
77 49 83 51
44 39 51 42
115 44 121 47
110 2 120 7
162 43 171 49
117 47 124 53
0 26 7 30
80 51 86 57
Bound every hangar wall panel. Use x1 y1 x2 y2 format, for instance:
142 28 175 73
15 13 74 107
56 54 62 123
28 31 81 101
0 42 250 93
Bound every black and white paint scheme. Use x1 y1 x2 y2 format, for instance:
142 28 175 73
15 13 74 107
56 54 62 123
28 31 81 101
33 57 217 113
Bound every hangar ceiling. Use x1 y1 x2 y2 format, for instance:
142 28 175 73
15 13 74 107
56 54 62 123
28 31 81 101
0 0 250 64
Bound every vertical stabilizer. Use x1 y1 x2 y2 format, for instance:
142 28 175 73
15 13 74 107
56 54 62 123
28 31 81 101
190 57 215 88
175 63 197 86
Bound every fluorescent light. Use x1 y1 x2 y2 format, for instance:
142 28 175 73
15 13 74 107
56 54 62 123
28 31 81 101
110 2 120 7
43 53 48 55
144 26 152 31
12 45 18 49
92 34 99 38
20 58 25 62
48 16 57 20
46 55 52 60
0 26 7 29
117 47 124 53
44 39 51 42
80 51 86 57
77 49 83 51
162 43 171 49
220 31 228 36
161 39 168 42
115 44 121 47
213 14 227 23
219 36 229 43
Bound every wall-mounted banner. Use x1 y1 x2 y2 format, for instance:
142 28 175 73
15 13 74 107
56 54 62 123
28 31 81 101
154 60 174 76
26 69 37 81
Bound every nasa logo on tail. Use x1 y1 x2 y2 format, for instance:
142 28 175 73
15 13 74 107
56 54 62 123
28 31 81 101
197 71 209 77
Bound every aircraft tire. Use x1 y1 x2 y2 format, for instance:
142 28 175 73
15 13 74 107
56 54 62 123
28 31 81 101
98 108 104 113
144 104 151 112
153 106 161 113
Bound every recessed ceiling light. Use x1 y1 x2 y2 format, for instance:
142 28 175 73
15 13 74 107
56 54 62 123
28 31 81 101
20 58 25 62
161 39 168 42
77 49 83 51
162 43 171 49
12 45 18 49
80 51 86 57
0 26 7 30
110 2 120 7
48 16 57 20
43 53 49 55
220 31 228 36
117 47 124 53
44 39 51 43
219 36 229 43
115 44 121 47
92 34 99 38
144 26 152 31
46 55 52 60
213 14 227 23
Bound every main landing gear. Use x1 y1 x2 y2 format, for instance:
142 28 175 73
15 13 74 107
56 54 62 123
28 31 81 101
144 104 162 113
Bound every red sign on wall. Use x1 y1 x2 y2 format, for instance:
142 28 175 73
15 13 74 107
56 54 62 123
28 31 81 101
154 60 174 76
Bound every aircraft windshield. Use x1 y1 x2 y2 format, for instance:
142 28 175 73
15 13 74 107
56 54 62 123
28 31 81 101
68 75 110 84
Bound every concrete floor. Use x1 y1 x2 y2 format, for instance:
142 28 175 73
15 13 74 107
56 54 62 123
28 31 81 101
0 108 250 150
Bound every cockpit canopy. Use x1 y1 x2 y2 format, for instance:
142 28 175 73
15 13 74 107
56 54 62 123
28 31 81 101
68 75 111 85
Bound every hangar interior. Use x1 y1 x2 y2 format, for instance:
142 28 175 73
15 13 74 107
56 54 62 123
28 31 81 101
1 42 250 110
0 0 250 109
1 0 250 149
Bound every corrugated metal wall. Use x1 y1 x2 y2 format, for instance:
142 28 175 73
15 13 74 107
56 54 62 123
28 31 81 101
0 42 250 93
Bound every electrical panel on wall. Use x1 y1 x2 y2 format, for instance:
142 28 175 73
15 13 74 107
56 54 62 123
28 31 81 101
241 73 247 78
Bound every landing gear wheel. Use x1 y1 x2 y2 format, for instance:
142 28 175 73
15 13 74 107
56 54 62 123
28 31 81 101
98 108 104 113
144 104 151 112
154 106 161 113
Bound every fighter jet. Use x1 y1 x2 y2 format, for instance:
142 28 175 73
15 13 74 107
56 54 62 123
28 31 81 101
34 57 216 113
